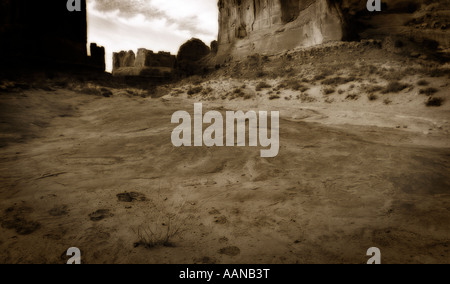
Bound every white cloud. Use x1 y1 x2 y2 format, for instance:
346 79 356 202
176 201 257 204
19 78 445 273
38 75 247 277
86 0 218 72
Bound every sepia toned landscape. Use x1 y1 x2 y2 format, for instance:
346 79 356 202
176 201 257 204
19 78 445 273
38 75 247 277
0 0 449 264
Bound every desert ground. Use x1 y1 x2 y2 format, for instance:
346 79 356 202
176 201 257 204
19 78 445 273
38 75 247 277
0 41 449 264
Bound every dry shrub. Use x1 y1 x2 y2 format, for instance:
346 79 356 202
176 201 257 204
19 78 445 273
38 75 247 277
133 213 183 248
368 94 378 101
256 82 272 91
323 88 335 95
419 88 438 96
426 97 444 107
346 94 360 100
382 81 410 94
187 85 203 96
417 80 429 86
279 79 308 92
322 76 356 86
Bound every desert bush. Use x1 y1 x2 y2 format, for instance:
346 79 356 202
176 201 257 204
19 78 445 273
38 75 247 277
322 76 355 86
368 94 378 101
324 88 335 95
346 94 360 100
233 88 243 94
381 70 405 81
383 98 393 105
256 82 272 91
313 68 333 81
256 71 266 78
419 88 438 96
325 97 334 104
187 86 203 96
172 89 184 96
279 79 309 92
299 93 316 103
426 97 444 107
133 213 182 248
382 81 410 94
366 85 384 93
417 80 429 86
243 93 255 100
202 87 213 95
269 94 281 100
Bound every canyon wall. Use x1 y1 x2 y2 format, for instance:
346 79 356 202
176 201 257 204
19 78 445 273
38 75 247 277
216 0 345 62
215 0 450 63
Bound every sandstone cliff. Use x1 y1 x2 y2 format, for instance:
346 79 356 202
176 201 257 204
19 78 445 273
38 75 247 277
215 0 450 63
216 0 345 62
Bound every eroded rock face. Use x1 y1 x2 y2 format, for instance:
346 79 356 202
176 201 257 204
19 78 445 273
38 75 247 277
113 51 136 69
89 43 106 71
216 0 450 63
216 0 345 62
135 49 176 69
112 49 176 78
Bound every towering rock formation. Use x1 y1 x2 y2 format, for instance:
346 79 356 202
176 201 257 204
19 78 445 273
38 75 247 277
0 0 105 71
113 49 176 78
215 0 450 63
216 0 345 62
89 43 106 71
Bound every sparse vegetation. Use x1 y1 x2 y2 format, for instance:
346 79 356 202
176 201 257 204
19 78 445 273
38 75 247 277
243 93 254 100
233 88 243 95
346 94 360 100
419 88 438 96
269 94 281 100
171 89 184 96
322 76 356 86
256 82 272 91
325 97 334 104
366 85 384 94
382 81 410 94
299 93 316 103
426 97 444 107
313 69 333 81
279 79 309 92
383 98 393 105
202 87 213 95
417 80 430 86
323 88 335 95
187 85 203 96
368 94 378 101
133 214 182 249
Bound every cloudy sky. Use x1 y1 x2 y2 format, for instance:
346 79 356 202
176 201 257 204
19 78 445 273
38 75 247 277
86 0 218 72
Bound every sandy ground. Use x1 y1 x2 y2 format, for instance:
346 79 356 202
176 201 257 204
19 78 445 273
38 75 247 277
0 77 448 264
